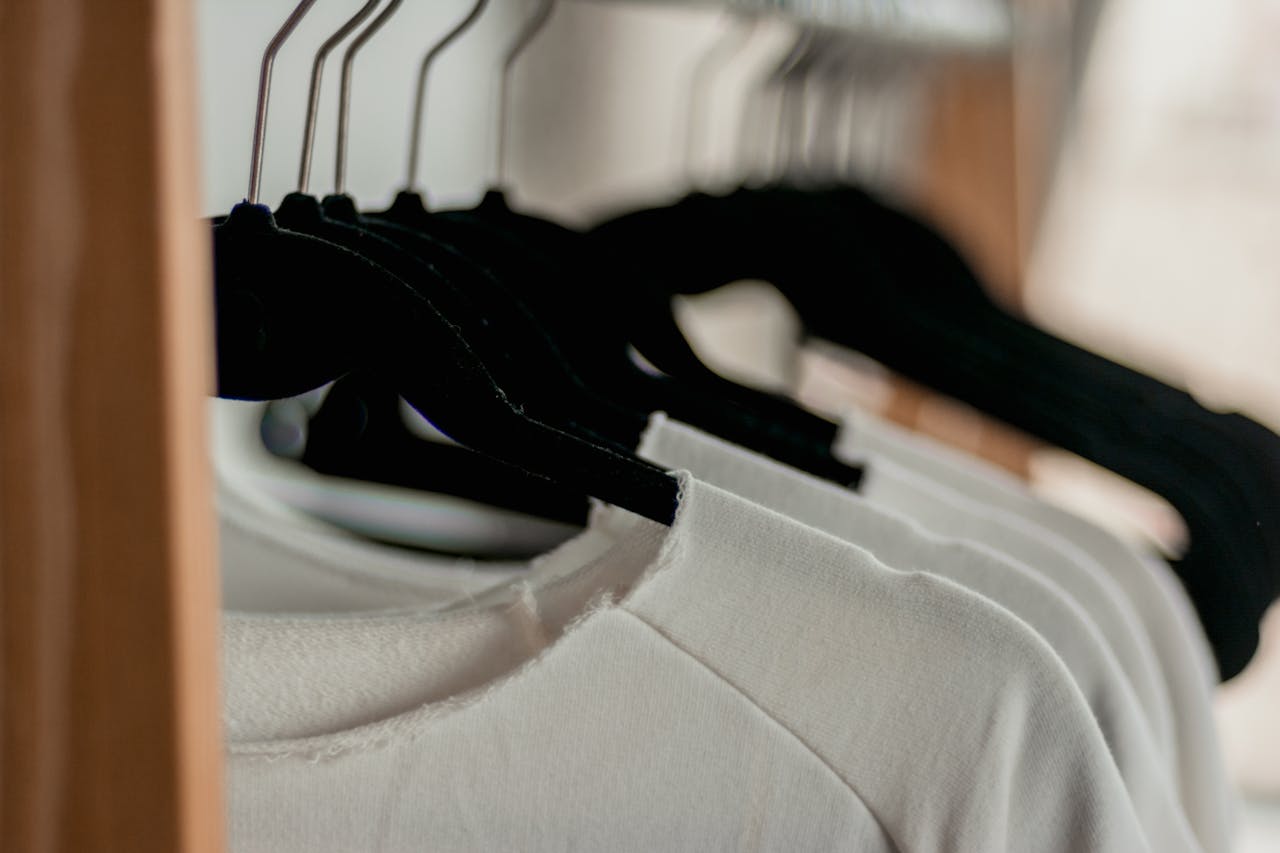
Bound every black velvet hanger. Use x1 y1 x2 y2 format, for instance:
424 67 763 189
587 183 1280 679
320 192 643 445
423 190 865 487
285 189 636 527
299 370 589 529
305 0 860 494
214 201 679 526
250 0 663 512
827 185 1280 682
267 188 647 483
328 185 866 488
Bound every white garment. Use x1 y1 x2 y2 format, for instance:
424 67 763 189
214 398 556 613
215 398 580 562
638 414 1199 851
218 408 1192 848
838 407 1233 852
846 448 1178 763
225 475 1151 852
219 477 525 614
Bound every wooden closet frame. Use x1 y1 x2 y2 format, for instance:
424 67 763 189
1 1 225 851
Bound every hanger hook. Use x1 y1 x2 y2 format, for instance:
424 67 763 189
405 0 491 192
768 29 818 183
247 0 321 205
808 36 852 182
834 52 858 182
683 13 759 191
335 0 406 195
732 26 811 186
790 32 848 181
297 0 385 195
495 0 556 191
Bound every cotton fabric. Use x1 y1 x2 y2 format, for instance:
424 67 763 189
215 398 543 612
225 474 1151 852
221 408 1193 848
638 413 1199 851
216 398 579 565
846 450 1178 758
837 407 1233 851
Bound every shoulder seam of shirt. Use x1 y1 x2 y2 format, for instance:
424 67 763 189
617 608 904 853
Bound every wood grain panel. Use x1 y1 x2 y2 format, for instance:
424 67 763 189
0 1 224 851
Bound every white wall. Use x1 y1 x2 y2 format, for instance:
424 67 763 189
195 0 746 222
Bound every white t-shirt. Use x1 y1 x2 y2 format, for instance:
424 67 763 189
837 408 1233 852
219 475 526 613
214 398 557 613
215 397 580 561
637 415 1198 851
218 408 1193 850
845 450 1177 763
225 474 1151 852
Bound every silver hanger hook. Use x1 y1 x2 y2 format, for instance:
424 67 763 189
406 0 491 192
335 0 406 195
247 0 321 205
831 46 867 184
495 0 556 191
832 38 907 188
298 0 385 195
793 32 856 182
683 12 759 190
807 34 857 182
770 30 820 183
734 26 810 186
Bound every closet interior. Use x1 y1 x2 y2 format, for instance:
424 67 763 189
4 0 1278 850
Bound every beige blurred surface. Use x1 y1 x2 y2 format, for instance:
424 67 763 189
1025 0 1280 835
1026 0 1280 429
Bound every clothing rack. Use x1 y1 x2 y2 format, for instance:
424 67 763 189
0 1 1081 850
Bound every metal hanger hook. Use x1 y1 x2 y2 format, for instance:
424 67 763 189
495 0 556 191
405 0 491 191
297 0 385 195
767 29 819 183
334 0 406 195
801 33 855 181
731 25 813 185
247 0 321 205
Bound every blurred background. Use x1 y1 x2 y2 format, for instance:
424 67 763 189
1028 3 1280 847
197 0 1280 845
